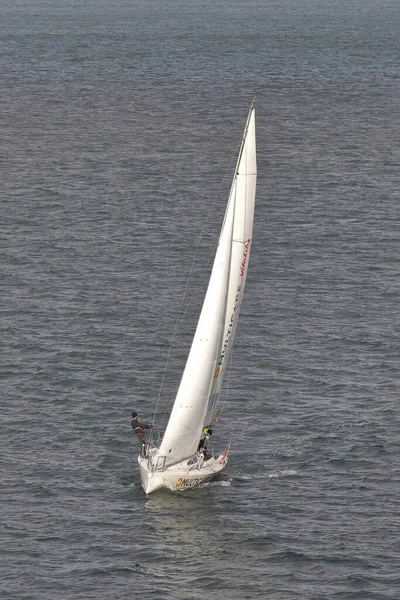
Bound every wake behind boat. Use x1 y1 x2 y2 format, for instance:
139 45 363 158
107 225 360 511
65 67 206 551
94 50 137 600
138 102 257 494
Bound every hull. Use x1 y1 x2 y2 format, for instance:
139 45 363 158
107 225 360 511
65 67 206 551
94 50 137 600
138 450 229 494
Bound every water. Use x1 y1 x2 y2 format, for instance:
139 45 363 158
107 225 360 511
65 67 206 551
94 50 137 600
2 1 400 598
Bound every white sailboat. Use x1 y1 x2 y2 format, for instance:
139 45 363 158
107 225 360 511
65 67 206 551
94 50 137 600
138 102 257 494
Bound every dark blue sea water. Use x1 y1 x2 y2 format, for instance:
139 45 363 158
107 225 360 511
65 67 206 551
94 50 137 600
2 1 400 598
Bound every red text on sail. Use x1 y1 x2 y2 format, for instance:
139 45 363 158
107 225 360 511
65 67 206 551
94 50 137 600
240 239 251 276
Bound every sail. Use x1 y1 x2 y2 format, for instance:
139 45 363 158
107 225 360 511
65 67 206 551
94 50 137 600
158 183 235 465
157 104 256 466
204 107 257 427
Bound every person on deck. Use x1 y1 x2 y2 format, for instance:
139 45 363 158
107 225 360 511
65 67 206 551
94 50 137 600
198 427 213 459
130 412 153 454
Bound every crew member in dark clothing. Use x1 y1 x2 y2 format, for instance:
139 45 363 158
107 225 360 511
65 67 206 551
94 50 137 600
130 412 153 455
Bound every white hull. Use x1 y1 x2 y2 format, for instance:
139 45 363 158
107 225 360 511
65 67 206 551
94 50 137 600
138 450 229 494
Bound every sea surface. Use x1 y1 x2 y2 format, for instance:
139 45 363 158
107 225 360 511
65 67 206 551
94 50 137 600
1 1 400 598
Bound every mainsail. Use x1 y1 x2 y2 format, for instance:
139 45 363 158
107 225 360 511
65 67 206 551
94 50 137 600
204 106 257 427
158 105 257 466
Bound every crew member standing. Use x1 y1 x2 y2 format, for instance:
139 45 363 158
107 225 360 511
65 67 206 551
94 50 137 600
198 427 213 459
130 411 153 454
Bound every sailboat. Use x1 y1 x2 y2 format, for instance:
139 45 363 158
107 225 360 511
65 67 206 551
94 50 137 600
138 102 257 494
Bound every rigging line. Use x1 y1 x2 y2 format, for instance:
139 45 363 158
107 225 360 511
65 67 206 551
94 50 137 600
168 337 194 347
173 247 214 334
201 229 218 238
151 134 242 427
152 238 215 427
173 128 250 353
173 135 244 335
157 381 180 430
